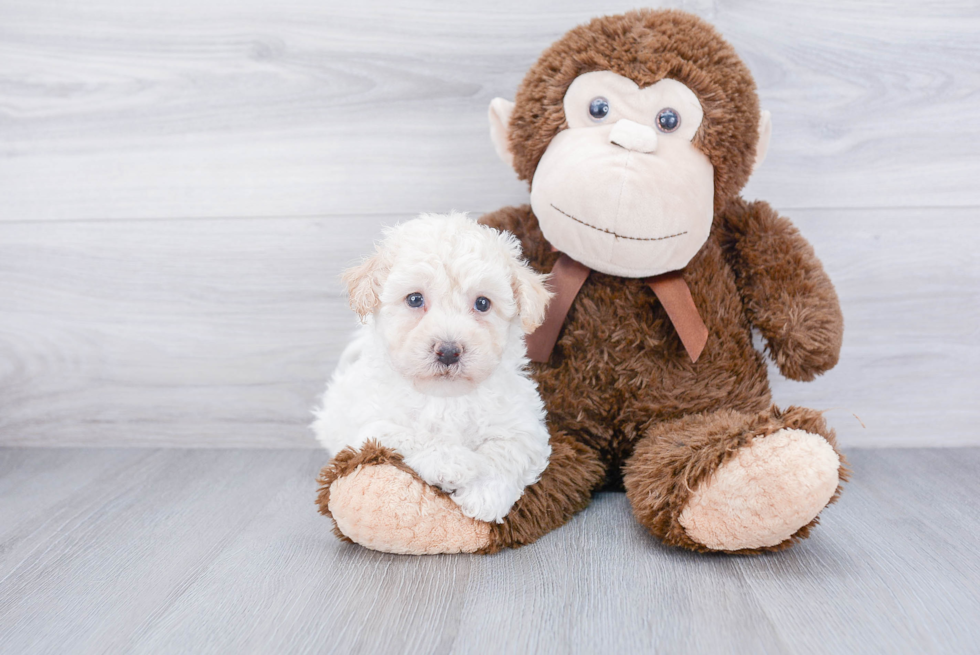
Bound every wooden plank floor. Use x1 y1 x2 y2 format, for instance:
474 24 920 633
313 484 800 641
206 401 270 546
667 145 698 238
1 447 978 654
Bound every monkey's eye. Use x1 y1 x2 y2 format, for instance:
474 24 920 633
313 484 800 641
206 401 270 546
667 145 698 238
588 97 610 121
474 296 491 313
656 108 680 133
406 292 424 308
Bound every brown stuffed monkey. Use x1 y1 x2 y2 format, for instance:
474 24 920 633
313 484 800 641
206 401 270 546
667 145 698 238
317 9 847 555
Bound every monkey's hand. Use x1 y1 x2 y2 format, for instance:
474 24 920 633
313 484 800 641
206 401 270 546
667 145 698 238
719 199 844 382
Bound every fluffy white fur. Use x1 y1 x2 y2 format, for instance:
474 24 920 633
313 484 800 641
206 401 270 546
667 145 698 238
312 213 553 523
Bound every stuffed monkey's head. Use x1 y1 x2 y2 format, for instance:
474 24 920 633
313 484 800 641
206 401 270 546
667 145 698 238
489 9 771 278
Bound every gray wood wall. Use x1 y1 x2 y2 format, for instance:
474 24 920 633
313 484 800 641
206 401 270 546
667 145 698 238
2 0 978 447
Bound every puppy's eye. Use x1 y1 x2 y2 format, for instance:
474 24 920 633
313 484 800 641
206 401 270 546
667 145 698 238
589 97 610 121
474 296 491 312
656 108 680 133
406 292 424 308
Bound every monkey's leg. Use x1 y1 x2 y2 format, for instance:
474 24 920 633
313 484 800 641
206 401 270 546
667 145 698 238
317 431 605 554
623 406 848 553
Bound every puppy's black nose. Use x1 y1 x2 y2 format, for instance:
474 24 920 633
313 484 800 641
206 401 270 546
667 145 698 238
435 342 461 366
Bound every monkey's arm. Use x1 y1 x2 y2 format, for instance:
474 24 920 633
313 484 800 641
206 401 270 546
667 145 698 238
718 199 843 382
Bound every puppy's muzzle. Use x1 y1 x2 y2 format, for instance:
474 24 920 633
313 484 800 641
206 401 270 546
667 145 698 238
434 342 462 367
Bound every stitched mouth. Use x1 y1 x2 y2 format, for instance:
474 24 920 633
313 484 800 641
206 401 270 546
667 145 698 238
550 204 688 242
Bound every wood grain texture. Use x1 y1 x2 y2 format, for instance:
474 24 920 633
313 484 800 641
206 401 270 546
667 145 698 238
1 207 977 448
1 0 977 448
0 447 978 654
1 0 978 221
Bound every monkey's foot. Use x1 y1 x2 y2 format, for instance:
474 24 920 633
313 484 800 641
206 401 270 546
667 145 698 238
678 428 841 551
316 441 491 555
625 406 848 553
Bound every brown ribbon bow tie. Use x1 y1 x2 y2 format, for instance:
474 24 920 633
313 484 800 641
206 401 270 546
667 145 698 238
526 253 708 364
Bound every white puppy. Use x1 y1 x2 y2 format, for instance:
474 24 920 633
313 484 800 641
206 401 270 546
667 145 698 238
312 212 554 523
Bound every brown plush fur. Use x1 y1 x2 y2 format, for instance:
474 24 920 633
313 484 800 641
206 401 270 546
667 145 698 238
477 200 843 552
324 9 846 554
717 198 844 381
475 9 845 552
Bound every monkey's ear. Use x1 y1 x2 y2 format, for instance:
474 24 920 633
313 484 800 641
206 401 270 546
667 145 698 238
752 110 772 174
488 98 516 170
342 251 389 321
512 262 553 334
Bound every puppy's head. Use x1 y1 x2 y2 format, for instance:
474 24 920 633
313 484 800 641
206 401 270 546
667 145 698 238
343 212 552 394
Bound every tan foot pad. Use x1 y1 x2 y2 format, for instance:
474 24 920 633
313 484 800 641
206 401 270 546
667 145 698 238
328 464 491 555
679 429 841 551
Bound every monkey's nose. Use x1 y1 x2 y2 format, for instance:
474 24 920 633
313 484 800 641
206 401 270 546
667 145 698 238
609 119 658 153
435 342 461 366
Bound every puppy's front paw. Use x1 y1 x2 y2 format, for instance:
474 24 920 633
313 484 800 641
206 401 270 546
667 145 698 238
452 479 521 524
403 450 474 493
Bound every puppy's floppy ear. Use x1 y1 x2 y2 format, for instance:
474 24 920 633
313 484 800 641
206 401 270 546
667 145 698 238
342 250 389 320
511 261 553 334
